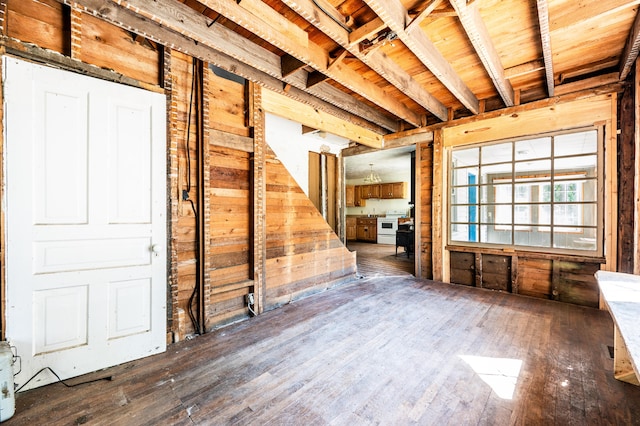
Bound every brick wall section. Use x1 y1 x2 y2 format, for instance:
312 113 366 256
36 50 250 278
201 61 212 323
165 46 179 340
70 7 81 60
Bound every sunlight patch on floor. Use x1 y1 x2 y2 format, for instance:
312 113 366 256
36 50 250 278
459 355 522 400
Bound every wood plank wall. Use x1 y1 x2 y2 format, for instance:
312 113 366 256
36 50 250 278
418 142 433 279
1 0 357 341
265 147 356 309
429 94 618 308
618 69 635 273
448 250 601 307
207 71 252 328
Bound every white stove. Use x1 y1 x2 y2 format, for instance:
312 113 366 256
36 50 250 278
377 210 406 244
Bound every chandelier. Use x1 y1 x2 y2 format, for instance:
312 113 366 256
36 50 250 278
363 163 382 183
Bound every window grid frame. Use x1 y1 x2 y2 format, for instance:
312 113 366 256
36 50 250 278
448 127 603 256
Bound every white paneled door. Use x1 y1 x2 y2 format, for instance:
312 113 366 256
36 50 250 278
4 57 167 391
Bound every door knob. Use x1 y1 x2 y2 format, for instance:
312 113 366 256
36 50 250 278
151 244 161 257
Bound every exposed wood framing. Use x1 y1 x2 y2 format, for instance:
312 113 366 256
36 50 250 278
449 0 515 107
405 0 443 34
210 128 253 152
504 60 545 79
261 89 383 148
442 94 614 147
431 128 445 281
536 0 555 96
348 17 385 45
250 82 266 314
281 0 448 122
281 54 306 77
636 58 640 275
604 94 619 272
56 0 395 133
620 6 640 80
559 57 619 84
618 70 635 273
189 0 422 125
363 0 480 115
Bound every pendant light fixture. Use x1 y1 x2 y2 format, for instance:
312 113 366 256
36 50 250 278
363 163 382 183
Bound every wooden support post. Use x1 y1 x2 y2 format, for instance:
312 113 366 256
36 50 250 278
336 154 346 243
432 128 447 281
635 58 640 275
475 253 482 288
604 95 618 271
250 82 266 314
511 255 519 294
614 325 640 385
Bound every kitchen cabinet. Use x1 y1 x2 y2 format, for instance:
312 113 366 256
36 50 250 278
353 185 366 206
360 184 381 199
346 217 357 240
346 185 355 207
356 218 377 242
381 182 407 199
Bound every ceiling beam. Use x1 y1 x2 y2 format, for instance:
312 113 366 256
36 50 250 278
620 6 640 80
363 0 480 114
190 0 422 125
281 0 449 121
405 0 444 34
349 17 386 45
449 0 515 107
60 0 395 133
504 60 545 79
262 89 383 148
536 0 555 97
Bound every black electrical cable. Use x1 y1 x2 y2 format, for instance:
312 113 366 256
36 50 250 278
15 367 113 393
185 57 201 334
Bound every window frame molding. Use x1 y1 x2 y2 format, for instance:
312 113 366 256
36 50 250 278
446 126 604 257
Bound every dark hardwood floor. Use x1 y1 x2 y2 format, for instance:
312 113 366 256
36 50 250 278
7 244 640 425
347 241 414 277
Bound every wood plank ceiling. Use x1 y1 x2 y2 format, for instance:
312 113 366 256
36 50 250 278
80 0 640 138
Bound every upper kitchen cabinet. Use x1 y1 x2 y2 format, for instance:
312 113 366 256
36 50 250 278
361 184 381 199
381 182 407 199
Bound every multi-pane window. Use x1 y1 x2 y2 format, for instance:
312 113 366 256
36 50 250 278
449 128 601 254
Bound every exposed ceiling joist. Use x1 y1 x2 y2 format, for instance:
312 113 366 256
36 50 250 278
125 0 399 131
620 6 640 80
405 0 445 34
449 0 515 107
536 0 555 96
504 60 545 79
349 17 386 45
262 89 383 148
62 0 395 133
192 0 422 125
281 0 449 121
364 0 480 114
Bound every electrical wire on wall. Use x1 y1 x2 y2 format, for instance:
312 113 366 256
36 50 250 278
184 57 205 335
